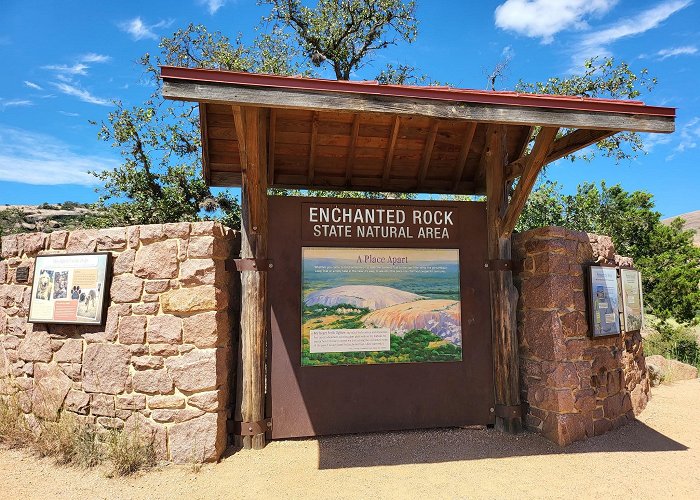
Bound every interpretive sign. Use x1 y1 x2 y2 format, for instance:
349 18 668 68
28 253 110 325
587 266 621 337
620 268 643 332
301 247 462 366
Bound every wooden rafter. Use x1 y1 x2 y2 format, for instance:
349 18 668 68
500 127 559 238
474 124 496 193
307 111 319 183
452 121 477 192
268 109 277 185
547 128 616 164
345 114 360 184
505 128 615 181
418 120 439 185
232 105 248 168
199 104 211 185
382 116 401 188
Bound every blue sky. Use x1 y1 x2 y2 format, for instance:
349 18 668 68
0 0 698 218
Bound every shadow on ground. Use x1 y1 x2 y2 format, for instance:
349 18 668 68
309 420 687 469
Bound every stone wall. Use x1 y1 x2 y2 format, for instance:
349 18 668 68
513 227 650 446
0 222 236 463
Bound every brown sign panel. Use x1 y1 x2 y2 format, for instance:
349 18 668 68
268 196 494 439
301 202 459 244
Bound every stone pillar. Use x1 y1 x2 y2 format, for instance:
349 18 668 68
512 227 651 446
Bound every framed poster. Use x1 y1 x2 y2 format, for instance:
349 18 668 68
28 253 111 325
620 268 644 332
587 266 621 337
301 247 462 366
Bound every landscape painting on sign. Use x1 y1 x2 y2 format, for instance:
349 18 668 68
301 247 462 366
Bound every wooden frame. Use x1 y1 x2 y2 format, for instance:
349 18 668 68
28 252 112 326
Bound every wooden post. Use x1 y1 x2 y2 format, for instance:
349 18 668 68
235 106 269 449
485 124 522 433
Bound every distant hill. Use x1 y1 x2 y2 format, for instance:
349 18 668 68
0 203 100 236
662 210 700 247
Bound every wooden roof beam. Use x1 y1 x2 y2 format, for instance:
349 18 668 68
345 114 360 184
418 120 439 185
268 109 276 185
199 104 211 185
500 127 559 238
307 111 319 184
452 121 477 193
382 116 401 188
505 128 616 181
232 105 248 168
165 80 675 133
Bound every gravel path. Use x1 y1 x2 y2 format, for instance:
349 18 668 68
2 379 699 499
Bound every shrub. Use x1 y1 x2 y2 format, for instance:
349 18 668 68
645 320 700 370
106 427 157 476
33 414 103 467
0 396 32 448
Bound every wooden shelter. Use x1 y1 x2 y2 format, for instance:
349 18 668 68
161 66 675 449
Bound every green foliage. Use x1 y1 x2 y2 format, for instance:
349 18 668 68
636 219 700 322
263 0 418 80
0 208 31 238
645 320 700 370
91 23 306 229
519 180 700 323
516 57 657 162
302 303 370 322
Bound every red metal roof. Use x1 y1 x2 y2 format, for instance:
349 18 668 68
160 66 675 118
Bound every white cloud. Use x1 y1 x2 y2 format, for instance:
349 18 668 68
42 63 89 75
79 53 111 63
59 111 80 117
576 0 693 61
197 0 228 14
24 81 43 90
495 0 617 43
119 17 173 41
0 125 118 185
656 45 697 60
0 99 34 110
51 82 111 106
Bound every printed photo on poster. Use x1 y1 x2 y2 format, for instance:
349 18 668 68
588 266 621 337
301 247 462 366
621 268 643 332
28 253 110 325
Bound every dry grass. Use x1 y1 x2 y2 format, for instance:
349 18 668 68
0 396 33 448
2 384 155 475
106 426 157 477
34 414 103 467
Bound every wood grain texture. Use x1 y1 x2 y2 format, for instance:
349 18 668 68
500 127 559 238
485 125 522 434
451 122 477 192
164 80 675 133
382 116 401 188
237 106 269 450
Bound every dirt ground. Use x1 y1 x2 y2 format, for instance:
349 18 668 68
2 379 699 500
